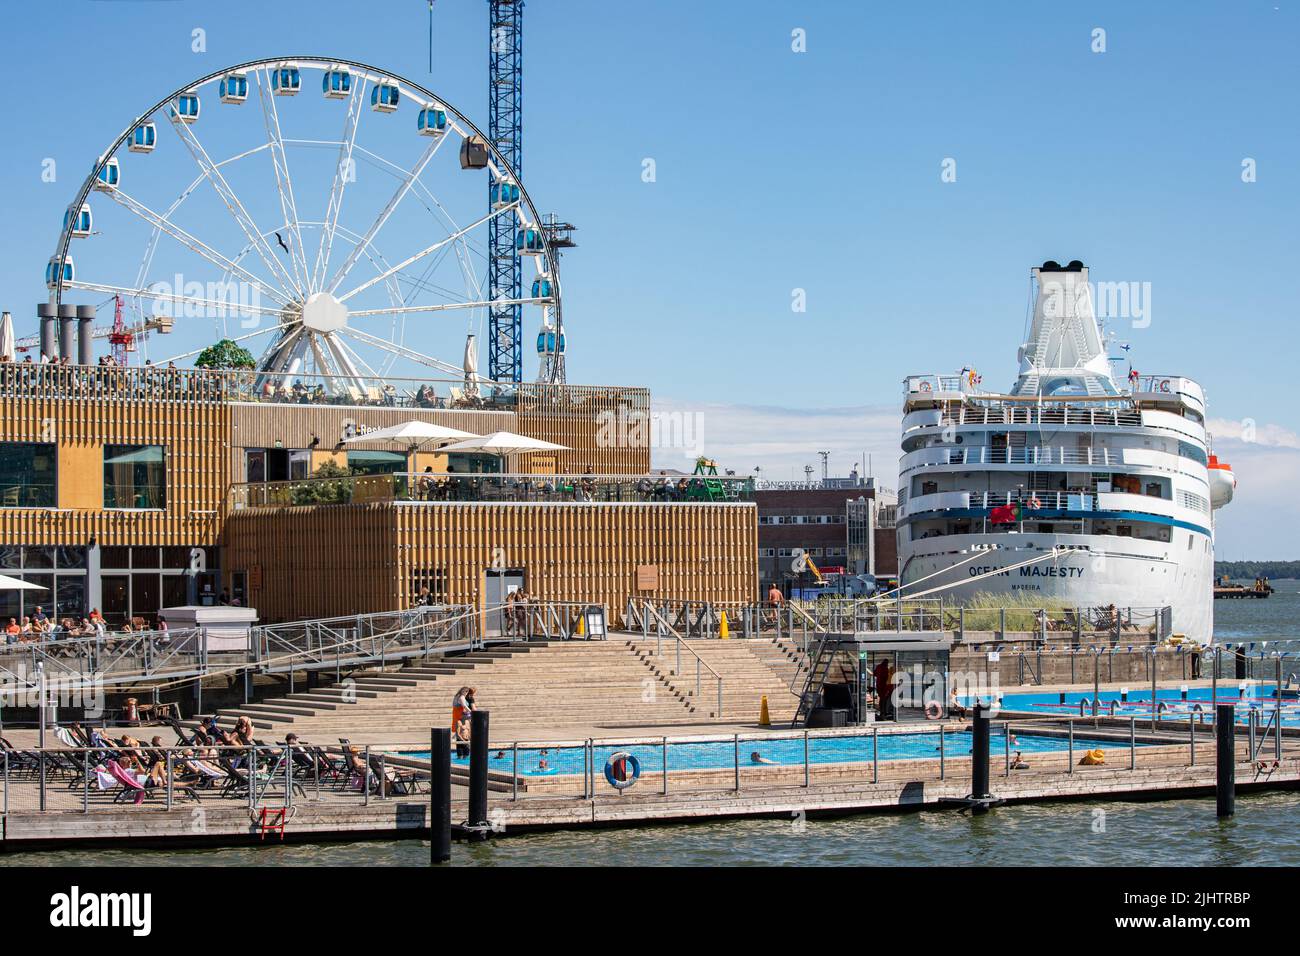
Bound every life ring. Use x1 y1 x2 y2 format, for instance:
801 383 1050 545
918 380 932 392
603 752 641 790
1159 379 1171 393
925 700 943 720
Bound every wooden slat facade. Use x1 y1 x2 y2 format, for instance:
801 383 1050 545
515 384 651 474
223 501 757 623
0 392 229 547
1 375 708 623
227 403 517 483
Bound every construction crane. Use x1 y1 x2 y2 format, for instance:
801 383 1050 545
429 1 573 384
14 297 171 361
488 0 525 385
108 295 132 365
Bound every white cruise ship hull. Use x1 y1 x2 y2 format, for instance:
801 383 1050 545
899 533 1213 642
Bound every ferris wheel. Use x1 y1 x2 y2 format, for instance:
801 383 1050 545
46 56 565 390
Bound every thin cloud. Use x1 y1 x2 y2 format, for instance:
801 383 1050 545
652 399 1300 559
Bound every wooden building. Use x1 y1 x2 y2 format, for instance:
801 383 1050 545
0 366 753 625
223 500 756 623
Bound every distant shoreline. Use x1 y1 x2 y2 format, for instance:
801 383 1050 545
1215 561 1300 580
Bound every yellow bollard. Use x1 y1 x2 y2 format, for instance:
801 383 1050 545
719 611 730 640
759 694 771 726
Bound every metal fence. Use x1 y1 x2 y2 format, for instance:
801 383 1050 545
3 709 1295 818
477 712 1298 804
0 740 425 815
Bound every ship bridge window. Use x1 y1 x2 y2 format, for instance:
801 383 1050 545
1042 377 1086 396
1176 441 1208 466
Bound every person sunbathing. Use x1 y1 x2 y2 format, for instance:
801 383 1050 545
178 749 225 782
343 746 379 792
231 716 256 746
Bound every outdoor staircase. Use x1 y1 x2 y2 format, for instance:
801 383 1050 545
624 637 801 724
181 639 717 744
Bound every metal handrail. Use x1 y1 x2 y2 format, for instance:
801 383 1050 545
643 602 724 717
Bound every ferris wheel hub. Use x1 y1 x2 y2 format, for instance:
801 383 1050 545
300 291 348 334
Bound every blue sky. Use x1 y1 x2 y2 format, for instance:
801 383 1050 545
1 1 1297 556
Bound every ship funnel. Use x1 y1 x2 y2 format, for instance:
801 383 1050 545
1012 262 1118 397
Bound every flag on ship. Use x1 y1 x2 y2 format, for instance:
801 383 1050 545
990 502 1021 524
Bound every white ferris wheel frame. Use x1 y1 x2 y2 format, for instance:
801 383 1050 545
47 55 564 387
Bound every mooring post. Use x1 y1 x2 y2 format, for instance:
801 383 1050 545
971 703 991 802
468 710 490 838
430 727 451 863
1216 703 1235 818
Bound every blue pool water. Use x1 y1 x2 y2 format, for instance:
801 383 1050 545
970 684 1299 725
405 728 1140 776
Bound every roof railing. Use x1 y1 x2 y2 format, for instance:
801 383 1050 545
228 472 756 509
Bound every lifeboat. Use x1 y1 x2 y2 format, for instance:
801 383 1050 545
1207 455 1236 508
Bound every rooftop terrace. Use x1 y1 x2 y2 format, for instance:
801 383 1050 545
0 362 649 413
228 472 756 509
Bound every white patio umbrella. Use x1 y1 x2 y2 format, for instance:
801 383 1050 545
463 333 480 400
341 420 481 476
0 312 15 362
341 420 479 449
437 431 569 473
0 573 47 591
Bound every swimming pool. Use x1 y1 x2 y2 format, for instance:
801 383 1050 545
405 727 1139 777
968 684 1299 726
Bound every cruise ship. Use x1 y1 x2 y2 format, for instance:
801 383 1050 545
896 260 1235 643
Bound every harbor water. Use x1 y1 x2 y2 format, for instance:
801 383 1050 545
3 584 1295 867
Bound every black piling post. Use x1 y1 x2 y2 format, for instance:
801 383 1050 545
971 703 991 803
468 709 490 839
1216 704 1235 818
430 727 451 863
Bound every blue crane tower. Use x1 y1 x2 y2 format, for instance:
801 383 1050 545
487 0 524 384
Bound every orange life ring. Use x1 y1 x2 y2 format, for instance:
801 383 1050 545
925 700 943 720
918 381 933 392
1159 379 1171 393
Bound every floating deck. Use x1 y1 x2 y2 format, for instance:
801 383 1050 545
3 739 1296 851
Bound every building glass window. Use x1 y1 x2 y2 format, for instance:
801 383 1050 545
102 575 130 624
347 450 406 476
56 576 87 620
0 442 56 508
104 444 166 509
23 546 55 569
